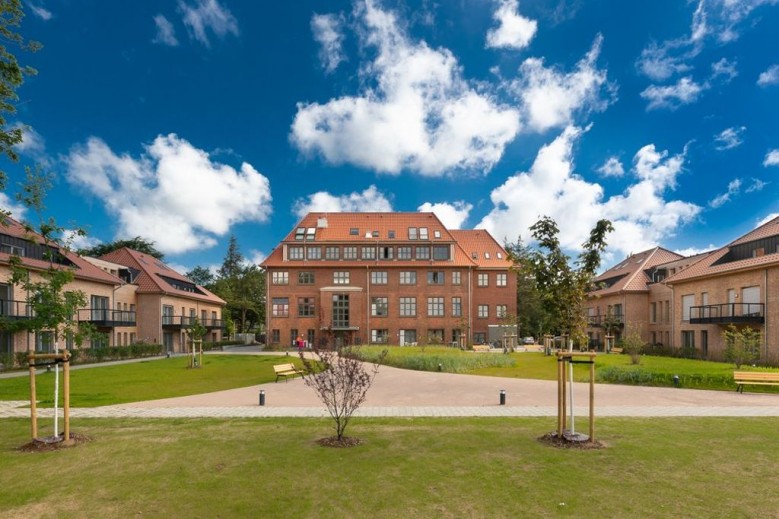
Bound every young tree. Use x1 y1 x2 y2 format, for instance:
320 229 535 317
298 346 387 445
524 216 613 349
77 237 164 260
722 325 761 368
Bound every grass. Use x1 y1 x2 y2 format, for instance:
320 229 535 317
0 354 304 407
356 346 779 391
1 417 778 518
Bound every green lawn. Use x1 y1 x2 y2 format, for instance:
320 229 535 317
0 354 303 407
1 417 777 518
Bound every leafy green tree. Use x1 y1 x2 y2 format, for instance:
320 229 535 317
722 325 761 368
77 237 164 260
505 237 548 339
0 0 40 193
210 236 266 333
524 216 613 349
185 265 215 288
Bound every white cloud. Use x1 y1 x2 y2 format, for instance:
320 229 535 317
61 229 101 251
417 201 472 229
509 35 613 132
636 39 695 82
478 127 701 258
0 193 26 220
711 57 738 81
311 13 346 73
65 134 272 255
292 185 393 218
291 0 521 176
486 0 537 50
640 76 706 110
763 149 779 167
757 64 779 87
152 14 179 46
745 178 768 193
756 212 779 228
28 3 52 21
713 126 746 150
13 123 45 155
709 178 742 208
246 250 267 266
674 245 716 257
178 0 238 47
596 156 624 177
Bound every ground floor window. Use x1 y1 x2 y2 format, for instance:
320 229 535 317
0 331 12 355
701 330 708 356
474 332 486 344
307 329 315 347
271 329 280 344
681 330 695 349
427 329 444 344
163 332 174 352
400 329 417 345
371 329 389 344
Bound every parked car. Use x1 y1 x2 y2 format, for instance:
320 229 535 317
522 336 535 345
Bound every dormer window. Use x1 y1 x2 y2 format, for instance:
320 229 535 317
419 227 429 240
295 227 305 240
388 230 395 239
306 227 316 240
434 230 441 239
408 227 418 240
349 228 359 236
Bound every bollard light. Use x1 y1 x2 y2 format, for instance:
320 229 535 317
499 389 506 405
259 390 266 406
438 363 442 372
673 375 680 387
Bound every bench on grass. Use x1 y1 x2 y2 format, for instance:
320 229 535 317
610 347 624 354
472 345 491 352
274 362 303 383
733 371 779 393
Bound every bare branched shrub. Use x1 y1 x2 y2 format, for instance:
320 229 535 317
299 345 387 443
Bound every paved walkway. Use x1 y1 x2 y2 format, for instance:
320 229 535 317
2 351 778 418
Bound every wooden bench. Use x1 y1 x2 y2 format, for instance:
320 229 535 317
472 345 491 352
274 362 303 383
734 371 779 393
610 347 624 354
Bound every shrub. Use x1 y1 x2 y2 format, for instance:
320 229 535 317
722 325 761 368
355 347 516 373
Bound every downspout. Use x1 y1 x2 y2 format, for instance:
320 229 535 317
468 266 473 345
366 264 370 345
765 268 769 362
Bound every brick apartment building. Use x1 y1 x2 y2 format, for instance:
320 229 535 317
261 212 517 348
0 215 224 357
587 216 779 363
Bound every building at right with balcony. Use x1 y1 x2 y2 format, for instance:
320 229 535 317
664 216 779 364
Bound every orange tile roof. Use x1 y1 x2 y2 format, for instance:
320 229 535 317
100 247 225 304
729 215 779 246
589 247 684 296
449 229 513 269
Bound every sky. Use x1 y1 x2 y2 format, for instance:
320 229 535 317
3 0 779 274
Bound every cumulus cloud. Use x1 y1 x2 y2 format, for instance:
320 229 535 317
640 77 706 110
714 126 746 150
292 185 393 218
508 35 613 132
65 134 272 255
764 149 779 167
417 201 472 229
709 178 742 208
0 193 26 220
478 127 700 258
12 123 50 166
758 64 779 87
291 0 521 176
178 0 239 47
674 245 716 257
61 229 102 251
486 0 537 50
152 14 179 46
596 156 624 177
756 212 779 227
311 13 346 73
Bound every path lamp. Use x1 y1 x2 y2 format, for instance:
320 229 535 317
259 390 266 406
499 389 506 405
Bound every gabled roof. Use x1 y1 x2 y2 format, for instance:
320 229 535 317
280 212 455 242
665 217 779 284
0 215 123 285
449 229 512 269
100 247 225 305
589 247 683 297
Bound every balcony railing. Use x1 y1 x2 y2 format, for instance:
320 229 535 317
77 308 137 327
162 316 224 329
587 314 624 328
689 303 765 325
0 299 34 320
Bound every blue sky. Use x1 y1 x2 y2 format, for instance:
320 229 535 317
3 0 779 273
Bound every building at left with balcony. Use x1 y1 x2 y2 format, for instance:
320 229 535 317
0 215 225 356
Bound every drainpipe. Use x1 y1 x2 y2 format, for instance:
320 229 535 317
765 268 769 362
468 266 473 344
366 265 370 345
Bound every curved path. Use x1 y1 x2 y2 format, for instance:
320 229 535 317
2 350 778 418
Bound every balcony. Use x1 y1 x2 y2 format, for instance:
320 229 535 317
203 318 223 330
162 315 196 329
689 303 765 325
0 299 34 320
587 314 624 328
78 309 137 327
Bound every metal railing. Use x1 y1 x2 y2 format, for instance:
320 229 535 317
77 308 137 327
689 303 764 324
0 299 34 319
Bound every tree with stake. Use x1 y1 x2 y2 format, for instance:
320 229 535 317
298 345 387 446
722 325 761 368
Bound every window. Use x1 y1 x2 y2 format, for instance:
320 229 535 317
388 230 396 239
419 227 429 240
408 227 418 240
288 246 304 260
452 271 461 285
681 330 695 349
362 246 376 260
496 305 507 318
400 271 417 285
399 297 416 317
272 271 289 285
650 302 657 323
433 245 450 260
272 298 289 317
333 271 350 284
343 246 357 260
484 252 490 259
452 297 462 317
682 294 694 322
478 305 489 318
434 230 441 239
298 271 315 285
416 246 430 260
332 294 349 327
427 329 444 343
474 332 486 344
427 297 444 317
295 227 305 240
371 271 388 285
307 247 322 260
290 329 298 347
371 329 389 344
326 246 340 260
298 297 315 317
496 273 507 287
271 329 280 343
477 273 488 287
349 228 359 236
427 271 444 285
701 330 708 356
398 246 412 259
379 246 393 259
307 329 315 346
371 297 388 317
